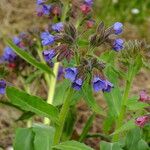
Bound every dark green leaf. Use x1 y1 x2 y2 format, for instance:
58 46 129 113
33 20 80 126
6 39 53 75
16 111 35 121
6 87 59 124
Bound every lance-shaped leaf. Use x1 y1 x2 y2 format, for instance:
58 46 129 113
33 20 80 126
6 87 59 124
6 39 54 75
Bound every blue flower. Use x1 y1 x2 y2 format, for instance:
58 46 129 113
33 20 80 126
3 47 16 62
52 22 63 32
42 4 51 15
42 49 56 62
102 80 114 92
0 79 6 95
65 67 78 82
72 78 83 90
36 0 46 5
113 22 123 35
41 32 55 46
13 36 21 45
113 39 124 51
92 76 106 92
84 0 93 6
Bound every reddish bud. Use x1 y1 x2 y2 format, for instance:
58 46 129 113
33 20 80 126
139 91 150 102
86 20 95 28
8 63 16 68
80 4 91 14
135 116 149 127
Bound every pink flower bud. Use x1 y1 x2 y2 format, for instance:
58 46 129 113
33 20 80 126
86 20 95 28
135 116 149 127
139 91 150 102
80 4 91 14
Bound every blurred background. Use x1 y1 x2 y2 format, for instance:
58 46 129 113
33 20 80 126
0 0 150 149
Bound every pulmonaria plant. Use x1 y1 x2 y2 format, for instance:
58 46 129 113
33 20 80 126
1 0 150 150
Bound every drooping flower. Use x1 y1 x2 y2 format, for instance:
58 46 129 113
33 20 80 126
65 68 78 82
40 32 55 46
102 80 114 92
42 49 56 62
113 22 123 35
0 79 6 95
13 36 21 45
92 76 106 92
52 22 64 32
84 0 93 6
113 38 124 51
139 91 150 102
36 4 51 16
42 4 51 15
72 78 83 90
135 116 149 127
3 47 16 62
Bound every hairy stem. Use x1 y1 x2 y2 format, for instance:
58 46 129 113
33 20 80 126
44 62 59 124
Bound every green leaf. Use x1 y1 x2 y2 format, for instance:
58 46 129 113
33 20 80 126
82 83 103 115
53 80 70 106
111 120 136 135
79 113 95 142
100 141 123 150
137 139 149 150
103 65 122 117
53 140 93 150
61 106 76 141
125 127 142 150
132 55 143 76
32 124 55 150
6 87 59 124
16 111 35 121
14 124 55 150
6 39 53 75
14 128 34 150
25 70 43 84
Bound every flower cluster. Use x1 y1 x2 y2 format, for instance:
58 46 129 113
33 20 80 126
36 0 60 17
90 21 124 51
0 36 25 68
64 58 113 91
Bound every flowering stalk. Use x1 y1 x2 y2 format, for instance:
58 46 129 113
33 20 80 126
53 88 74 145
44 62 59 124
113 67 134 141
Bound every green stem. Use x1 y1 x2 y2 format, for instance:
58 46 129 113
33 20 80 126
113 69 134 141
53 88 74 145
44 62 59 124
